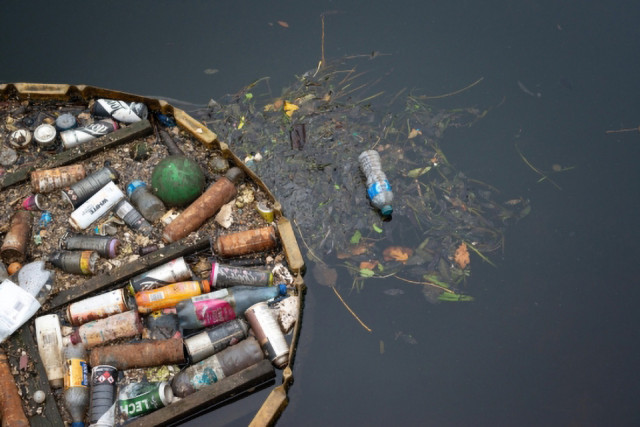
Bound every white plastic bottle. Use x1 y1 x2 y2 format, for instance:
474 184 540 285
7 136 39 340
358 150 393 216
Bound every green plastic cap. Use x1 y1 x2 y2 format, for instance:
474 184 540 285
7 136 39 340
381 205 393 216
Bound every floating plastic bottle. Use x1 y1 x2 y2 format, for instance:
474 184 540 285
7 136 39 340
64 343 89 427
358 150 393 216
127 180 166 223
176 284 287 332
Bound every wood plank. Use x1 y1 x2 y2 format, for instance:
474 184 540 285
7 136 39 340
0 119 153 191
47 237 211 310
5 324 66 426
126 359 276 427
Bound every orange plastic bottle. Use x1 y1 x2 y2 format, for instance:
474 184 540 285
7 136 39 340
136 280 210 314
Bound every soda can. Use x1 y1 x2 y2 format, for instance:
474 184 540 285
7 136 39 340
69 181 125 231
117 382 172 420
245 301 289 369
55 113 77 132
33 124 58 150
61 234 120 259
48 250 98 275
61 166 120 209
128 257 192 293
0 211 32 264
31 164 86 193
8 129 32 150
255 201 274 223
184 318 250 363
90 365 117 427
92 99 148 124
60 119 118 149
67 289 130 326
21 194 50 211
113 199 152 235
210 262 273 288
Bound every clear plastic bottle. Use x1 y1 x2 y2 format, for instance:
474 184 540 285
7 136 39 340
176 284 287 331
127 180 166 223
64 343 89 427
358 150 393 216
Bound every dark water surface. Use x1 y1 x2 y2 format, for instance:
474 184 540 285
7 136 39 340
3 1 640 426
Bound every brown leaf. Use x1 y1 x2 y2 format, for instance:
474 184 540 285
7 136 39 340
454 243 470 269
359 260 378 270
277 20 289 28
383 246 414 263
336 242 373 259
312 263 337 287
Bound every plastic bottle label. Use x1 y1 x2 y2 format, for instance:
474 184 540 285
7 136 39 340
0 279 41 341
367 180 392 200
65 358 89 388
193 299 236 327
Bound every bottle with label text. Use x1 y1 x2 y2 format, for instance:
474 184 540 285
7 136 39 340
135 280 211 314
358 150 393 216
176 284 287 332
64 343 89 427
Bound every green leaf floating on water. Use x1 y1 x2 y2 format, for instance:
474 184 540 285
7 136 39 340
350 230 362 244
359 268 375 277
407 166 432 178
438 292 474 302
372 224 383 233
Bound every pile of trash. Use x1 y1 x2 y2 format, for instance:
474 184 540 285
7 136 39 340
192 60 531 301
0 93 301 425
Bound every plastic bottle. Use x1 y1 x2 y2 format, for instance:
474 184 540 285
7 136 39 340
35 314 65 388
358 150 393 216
170 336 264 398
135 280 211 314
127 180 166 223
64 343 89 427
0 260 54 343
176 284 287 332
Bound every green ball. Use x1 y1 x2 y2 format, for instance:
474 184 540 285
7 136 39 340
151 155 205 207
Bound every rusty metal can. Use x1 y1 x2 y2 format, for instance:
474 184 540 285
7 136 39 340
183 318 249 363
0 211 32 264
48 250 98 275
89 339 185 370
31 164 86 193
69 181 125 231
67 289 130 326
89 365 117 426
66 310 143 348
128 257 192 293
61 166 119 209
214 225 278 258
61 234 120 259
245 301 289 369
161 171 240 243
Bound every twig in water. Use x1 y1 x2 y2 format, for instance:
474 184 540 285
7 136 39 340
417 77 484 100
333 286 372 333
515 144 562 190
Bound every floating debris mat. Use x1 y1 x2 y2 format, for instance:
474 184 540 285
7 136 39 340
0 83 305 426
192 60 530 302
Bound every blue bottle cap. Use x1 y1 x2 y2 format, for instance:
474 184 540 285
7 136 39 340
126 180 146 197
381 205 393 216
278 283 287 296
55 113 77 131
